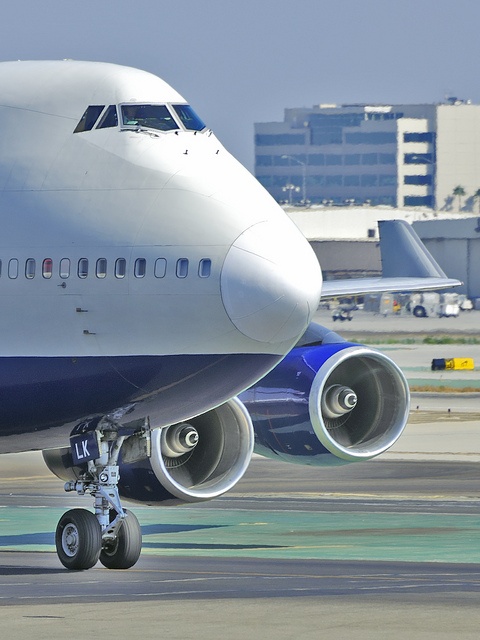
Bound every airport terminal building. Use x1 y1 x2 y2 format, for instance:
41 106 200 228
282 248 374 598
255 100 480 210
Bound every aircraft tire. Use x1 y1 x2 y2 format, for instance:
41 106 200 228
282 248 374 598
55 508 102 570
99 509 142 570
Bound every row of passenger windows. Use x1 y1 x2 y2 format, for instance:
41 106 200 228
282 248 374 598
0 258 212 280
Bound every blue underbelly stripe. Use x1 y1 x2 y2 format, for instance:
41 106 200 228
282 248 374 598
0 353 278 442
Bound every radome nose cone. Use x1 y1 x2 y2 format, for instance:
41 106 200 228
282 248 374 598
221 221 322 343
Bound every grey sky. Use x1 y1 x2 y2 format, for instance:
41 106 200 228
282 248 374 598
1 0 479 169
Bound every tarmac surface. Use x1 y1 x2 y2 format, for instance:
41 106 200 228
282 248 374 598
1 309 479 639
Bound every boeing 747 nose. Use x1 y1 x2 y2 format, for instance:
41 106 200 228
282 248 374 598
221 218 322 344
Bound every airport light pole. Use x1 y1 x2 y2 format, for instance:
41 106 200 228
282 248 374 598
281 155 307 205
282 183 300 205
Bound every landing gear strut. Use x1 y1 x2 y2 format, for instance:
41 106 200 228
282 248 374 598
55 417 148 570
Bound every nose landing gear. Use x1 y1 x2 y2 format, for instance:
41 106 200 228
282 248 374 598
54 417 148 570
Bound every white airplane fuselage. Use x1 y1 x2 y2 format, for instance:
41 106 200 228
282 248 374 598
0 60 322 453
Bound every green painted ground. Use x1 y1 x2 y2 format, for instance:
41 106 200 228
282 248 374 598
1 503 479 564
408 378 480 389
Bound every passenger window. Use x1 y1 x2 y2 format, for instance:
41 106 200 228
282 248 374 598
96 258 107 278
198 258 211 278
59 258 70 279
8 258 18 279
134 258 146 278
25 258 36 279
176 258 189 278
74 105 105 133
78 258 88 279
154 258 167 278
96 105 118 129
115 258 126 279
42 258 53 279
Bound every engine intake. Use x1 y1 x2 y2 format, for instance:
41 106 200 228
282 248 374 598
309 346 409 461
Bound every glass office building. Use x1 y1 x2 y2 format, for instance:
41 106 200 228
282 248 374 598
254 100 480 210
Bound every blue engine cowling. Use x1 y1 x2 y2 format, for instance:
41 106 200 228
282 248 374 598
239 336 410 467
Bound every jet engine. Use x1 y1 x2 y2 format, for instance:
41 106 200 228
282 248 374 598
239 324 410 466
43 397 254 505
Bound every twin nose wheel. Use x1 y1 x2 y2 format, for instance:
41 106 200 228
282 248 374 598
55 508 142 570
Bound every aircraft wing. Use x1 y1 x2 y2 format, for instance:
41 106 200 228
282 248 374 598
321 219 462 299
321 275 461 299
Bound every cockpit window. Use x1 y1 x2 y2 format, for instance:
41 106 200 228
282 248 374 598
172 104 206 131
97 105 118 129
74 105 105 133
121 104 179 131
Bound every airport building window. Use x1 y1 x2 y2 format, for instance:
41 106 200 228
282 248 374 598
0 260 2 277
285 154 307 165
74 105 105 133
309 112 364 128
8 259 18 279
326 175 342 186
404 153 434 165
154 258 167 278
134 258 146 278
273 155 291 166
43 258 53 279
176 258 189 278
308 154 325 165
172 104 206 132
344 175 360 186
361 174 378 186
311 129 342 145
256 155 272 166
361 153 378 165
326 154 342 165
115 258 126 279
199 258 212 278
25 258 35 279
345 155 360 165
379 174 397 186
96 258 107 278
255 133 305 146
403 132 435 143
379 153 396 165
77 258 88 279
345 132 396 145
121 104 179 131
97 105 118 130
404 174 432 185
59 258 70 279
404 195 434 207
